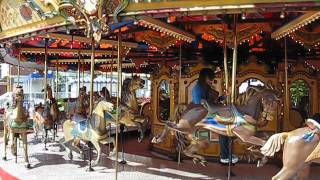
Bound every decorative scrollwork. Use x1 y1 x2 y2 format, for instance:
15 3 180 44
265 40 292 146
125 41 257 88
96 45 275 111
58 0 128 42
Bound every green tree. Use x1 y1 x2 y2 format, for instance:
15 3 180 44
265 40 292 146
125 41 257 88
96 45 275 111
290 80 309 106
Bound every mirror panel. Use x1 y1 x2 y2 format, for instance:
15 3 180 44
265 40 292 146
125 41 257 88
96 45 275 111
158 80 170 122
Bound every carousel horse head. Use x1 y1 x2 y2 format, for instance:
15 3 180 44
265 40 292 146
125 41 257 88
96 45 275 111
93 99 114 116
123 75 145 92
14 86 24 103
41 84 53 98
237 84 280 121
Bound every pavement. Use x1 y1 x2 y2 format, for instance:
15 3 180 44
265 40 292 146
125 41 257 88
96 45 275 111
0 131 319 180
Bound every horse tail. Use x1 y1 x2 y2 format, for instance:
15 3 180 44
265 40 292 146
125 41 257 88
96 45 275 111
62 120 74 141
261 132 289 157
175 131 189 152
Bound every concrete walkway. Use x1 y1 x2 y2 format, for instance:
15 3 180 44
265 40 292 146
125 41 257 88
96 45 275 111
0 132 319 180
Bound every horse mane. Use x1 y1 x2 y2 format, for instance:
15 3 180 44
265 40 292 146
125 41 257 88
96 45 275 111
235 85 267 105
121 78 132 104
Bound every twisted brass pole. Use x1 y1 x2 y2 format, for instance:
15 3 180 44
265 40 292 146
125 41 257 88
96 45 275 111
115 33 122 180
44 38 48 101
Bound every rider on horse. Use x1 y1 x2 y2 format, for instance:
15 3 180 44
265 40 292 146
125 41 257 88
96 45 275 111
167 68 261 164
73 86 89 122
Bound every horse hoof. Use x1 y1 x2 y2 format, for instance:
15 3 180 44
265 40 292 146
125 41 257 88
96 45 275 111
109 151 116 157
92 161 98 167
257 159 267 168
138 138 142 143
68 152 73 160
79 153 85 160
25 164 31 169
192 158 199 164
151 137 162 144
2 157 7 161
151 137 157 144
200 160 207 167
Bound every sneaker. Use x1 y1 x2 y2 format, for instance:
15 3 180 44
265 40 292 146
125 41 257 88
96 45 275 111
220 155 239 164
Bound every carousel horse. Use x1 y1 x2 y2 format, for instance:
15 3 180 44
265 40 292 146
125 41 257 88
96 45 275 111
259 113 320 180
152 85 279 166
33 85 60 142
117 76 149 142
59 98 116 166
32 104 45 140
2 86 31 168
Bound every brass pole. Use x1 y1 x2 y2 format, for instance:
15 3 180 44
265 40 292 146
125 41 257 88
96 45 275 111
178 43 182 105
115 34 122 180
105 71 108 97
82 56 85 87
78 50 81 96
7 65 11 92
110 48 114 97
44 38 48 101
17 52 21 86
223 23 229 104
178 43 182 165
56 58 59 98
284 37 289 128
231 15 238 104
89 38 95 116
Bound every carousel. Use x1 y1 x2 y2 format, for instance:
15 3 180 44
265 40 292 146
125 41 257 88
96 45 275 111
0 0 319 180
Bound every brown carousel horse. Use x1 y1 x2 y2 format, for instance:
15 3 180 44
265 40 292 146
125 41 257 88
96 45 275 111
117 76 149 142
33 85 60 144
152 85 279 166
259 114 320 180
2 86 31 168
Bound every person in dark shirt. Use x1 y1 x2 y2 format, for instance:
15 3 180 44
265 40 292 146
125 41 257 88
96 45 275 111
100 87 111 102
192 68 238 164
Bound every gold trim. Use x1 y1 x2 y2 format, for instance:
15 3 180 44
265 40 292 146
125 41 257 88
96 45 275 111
20 47 115 55
138 16 195 42
46 33 138 48
125 0 314 12
0 16 68 41
272 11 320 39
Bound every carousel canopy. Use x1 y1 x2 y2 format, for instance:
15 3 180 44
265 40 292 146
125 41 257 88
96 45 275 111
0 0 318 73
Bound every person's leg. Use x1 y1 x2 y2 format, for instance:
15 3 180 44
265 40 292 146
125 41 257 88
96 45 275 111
219 135 229 160
219 135 238 163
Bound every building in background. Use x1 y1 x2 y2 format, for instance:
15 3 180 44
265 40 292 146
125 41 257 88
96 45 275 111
0 64 151 108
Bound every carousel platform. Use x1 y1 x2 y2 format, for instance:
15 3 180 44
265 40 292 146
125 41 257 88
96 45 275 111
0 131 319 180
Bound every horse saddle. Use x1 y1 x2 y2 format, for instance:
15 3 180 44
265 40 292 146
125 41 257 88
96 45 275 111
203 103 245 126
8 109 30 129
104 111 115 122
71 119 88 136
73 114 87 123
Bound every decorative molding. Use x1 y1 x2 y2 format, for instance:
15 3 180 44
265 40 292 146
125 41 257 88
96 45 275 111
272 11 320 40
